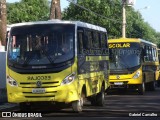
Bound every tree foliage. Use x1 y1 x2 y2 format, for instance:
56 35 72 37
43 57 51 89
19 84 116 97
6 0 160 45
63 0 160 44
7 0 50 24
63 0 122 39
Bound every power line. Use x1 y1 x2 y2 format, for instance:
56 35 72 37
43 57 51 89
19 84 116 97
66 0 122 24
66 0 146 38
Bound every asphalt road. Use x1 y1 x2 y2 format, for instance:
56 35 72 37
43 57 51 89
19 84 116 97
1 88 160 119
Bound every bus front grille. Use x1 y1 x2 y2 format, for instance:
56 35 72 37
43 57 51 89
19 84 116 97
22 91 57 98
19 81 60 88
25 95 55 98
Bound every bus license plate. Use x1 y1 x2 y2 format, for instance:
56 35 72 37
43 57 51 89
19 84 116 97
32 88 45 94
114 82 123 85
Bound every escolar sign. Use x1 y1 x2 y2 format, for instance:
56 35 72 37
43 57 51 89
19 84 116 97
109 43 130 48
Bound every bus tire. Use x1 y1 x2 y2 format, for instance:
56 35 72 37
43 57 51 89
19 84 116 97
90 96 96 106
157 80 160 87
138 80 145 95
148 81 156 91
96 86 105 106
72 92 85 112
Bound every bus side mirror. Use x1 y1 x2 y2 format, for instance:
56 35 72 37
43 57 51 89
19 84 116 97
5 41 7 51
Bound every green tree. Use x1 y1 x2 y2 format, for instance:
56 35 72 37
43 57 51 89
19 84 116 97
155 32 160 47
63 0 159 44
7 0 50 24
63 0 122 39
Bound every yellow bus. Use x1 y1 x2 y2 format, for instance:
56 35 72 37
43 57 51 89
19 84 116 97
108 38 159 95
6 20 109 112
157 49 160 87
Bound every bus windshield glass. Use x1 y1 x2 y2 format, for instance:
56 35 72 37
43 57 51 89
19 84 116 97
8 24 75 66
109 42 141 70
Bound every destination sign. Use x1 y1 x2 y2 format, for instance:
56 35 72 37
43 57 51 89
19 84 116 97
27 76 51 80
109 43 130 48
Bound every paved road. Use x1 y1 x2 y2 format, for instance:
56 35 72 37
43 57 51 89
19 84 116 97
0 88 160 119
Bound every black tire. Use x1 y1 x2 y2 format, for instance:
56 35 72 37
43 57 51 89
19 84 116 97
147 74 156 91
72 92 85 112
138 80 145 95
96 86 105 106
148 80 156 91
90 86 105 106
90 97 97 106
157 80 160 87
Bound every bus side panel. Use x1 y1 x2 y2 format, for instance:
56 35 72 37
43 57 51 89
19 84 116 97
77 55 109 97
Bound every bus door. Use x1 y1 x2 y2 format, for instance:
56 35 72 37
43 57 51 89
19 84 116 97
77 28 97 96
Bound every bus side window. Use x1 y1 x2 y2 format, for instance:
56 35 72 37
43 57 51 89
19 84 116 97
152 48 155 61
86 30 93 49
105 33 108 49
142 46 146 56
144 45 148 61
83 29 91 50
101 33 107 48
93 31 100 48
77 29 84 54
155 48 158 61
148 46 152 61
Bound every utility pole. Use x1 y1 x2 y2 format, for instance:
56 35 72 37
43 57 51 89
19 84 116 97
50 0 61 19
0 0 7 46
122 0 136 38
122 0 126 38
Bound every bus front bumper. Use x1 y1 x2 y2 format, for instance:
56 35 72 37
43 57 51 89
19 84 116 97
109 78 142 89
7 84 79 103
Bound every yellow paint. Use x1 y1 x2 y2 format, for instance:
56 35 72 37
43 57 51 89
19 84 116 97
109 38 159 88
109 43 130 48
6 57 110 104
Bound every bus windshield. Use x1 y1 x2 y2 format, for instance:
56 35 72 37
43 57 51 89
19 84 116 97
8 24 75 66
109 42 141 71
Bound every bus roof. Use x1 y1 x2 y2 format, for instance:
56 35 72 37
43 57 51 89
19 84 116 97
8 19 107 32
108 38 156 46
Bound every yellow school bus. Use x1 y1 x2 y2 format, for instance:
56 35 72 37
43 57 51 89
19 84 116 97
6 20 109 112
108 38 159 94
157 49 160 87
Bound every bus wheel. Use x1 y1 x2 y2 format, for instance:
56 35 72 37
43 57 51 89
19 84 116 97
90 96 96 106
148 80 156 91
96 86 105 106
157 80 160 87
19 103 31 112
138 80 145 95
72 92 84 112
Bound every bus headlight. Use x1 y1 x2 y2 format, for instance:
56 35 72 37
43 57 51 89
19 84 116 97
7 76 18 87
61 72 76 85
133 71 140 79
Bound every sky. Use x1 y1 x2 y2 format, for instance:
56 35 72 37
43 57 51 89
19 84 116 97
6 0 160 32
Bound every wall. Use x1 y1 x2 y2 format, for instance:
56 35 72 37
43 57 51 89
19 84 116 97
0 52 7 102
